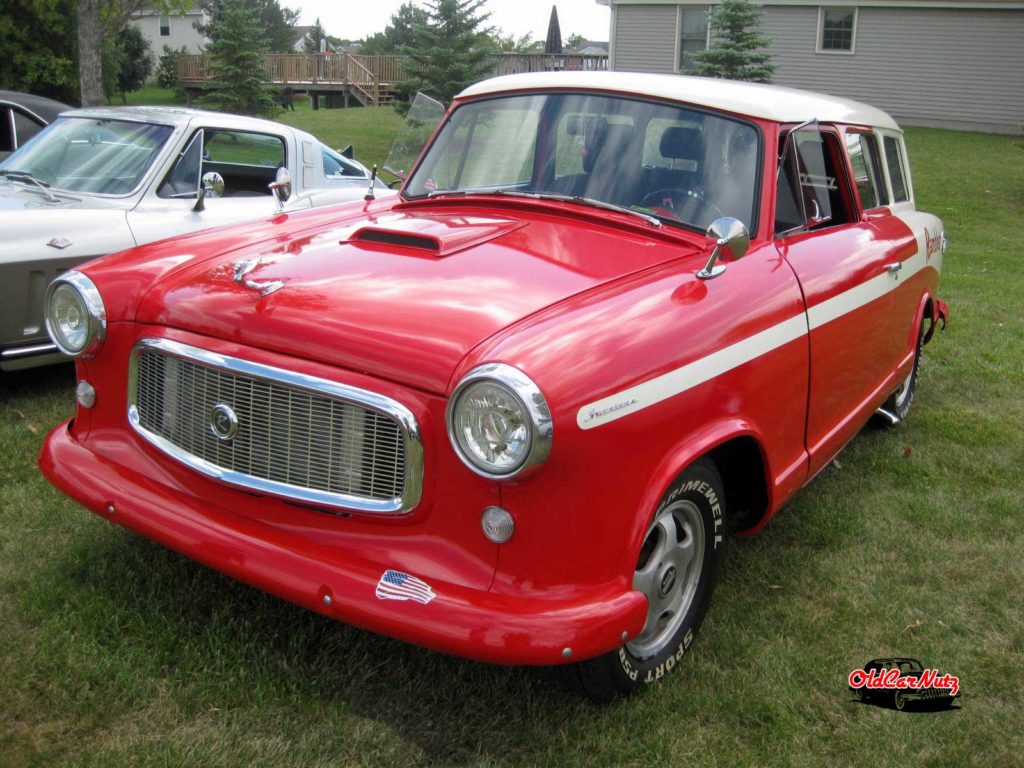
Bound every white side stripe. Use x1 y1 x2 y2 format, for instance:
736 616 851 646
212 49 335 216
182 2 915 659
577 314 808 429
577 218 940 430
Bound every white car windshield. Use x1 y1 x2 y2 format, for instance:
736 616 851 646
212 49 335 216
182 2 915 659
0 116 173 195
404 93 761 232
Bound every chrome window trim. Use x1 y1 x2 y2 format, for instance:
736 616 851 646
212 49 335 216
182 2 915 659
446 362 553 480
127 337 424 515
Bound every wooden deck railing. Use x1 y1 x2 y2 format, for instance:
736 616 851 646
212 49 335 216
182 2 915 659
176 51 608 105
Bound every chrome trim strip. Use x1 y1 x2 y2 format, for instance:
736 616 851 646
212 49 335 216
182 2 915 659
127 338 423 515
446 362 553 480
43 271 106 358
1 342 59 358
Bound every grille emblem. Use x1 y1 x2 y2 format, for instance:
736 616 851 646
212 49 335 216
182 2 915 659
209 403 239 442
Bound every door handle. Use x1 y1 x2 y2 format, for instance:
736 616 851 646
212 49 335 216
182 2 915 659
885 262 903 274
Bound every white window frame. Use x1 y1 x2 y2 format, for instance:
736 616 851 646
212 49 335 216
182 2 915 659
816 7 858 55
159 14 171 36
877 129 915 209
675 5 713 74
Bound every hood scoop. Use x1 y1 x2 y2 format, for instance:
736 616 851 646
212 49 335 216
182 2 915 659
345 211 525 257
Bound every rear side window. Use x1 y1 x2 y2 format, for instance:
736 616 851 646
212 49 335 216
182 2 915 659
883 135 909 203
845 132 886 210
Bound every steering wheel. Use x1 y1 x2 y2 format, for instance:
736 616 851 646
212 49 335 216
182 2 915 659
641 188 725 225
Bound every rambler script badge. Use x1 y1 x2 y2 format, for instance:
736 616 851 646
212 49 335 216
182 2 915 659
209 403 239 442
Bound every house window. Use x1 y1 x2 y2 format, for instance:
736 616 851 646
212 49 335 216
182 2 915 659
817 8 857 53
678 6 710 72
159 14 170 36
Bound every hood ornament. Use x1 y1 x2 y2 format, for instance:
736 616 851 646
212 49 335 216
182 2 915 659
233 258 286 297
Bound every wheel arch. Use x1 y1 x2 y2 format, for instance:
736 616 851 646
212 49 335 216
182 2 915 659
621 420 772 577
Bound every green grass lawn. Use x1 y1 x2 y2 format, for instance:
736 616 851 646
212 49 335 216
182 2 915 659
1 100 1023 766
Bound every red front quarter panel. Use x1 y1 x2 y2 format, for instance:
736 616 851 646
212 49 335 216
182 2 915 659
464 241 810 593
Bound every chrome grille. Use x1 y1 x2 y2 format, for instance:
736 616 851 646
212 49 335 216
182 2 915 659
128 339 422 514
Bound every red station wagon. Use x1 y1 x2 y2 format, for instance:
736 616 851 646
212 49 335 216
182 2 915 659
39 72 949 701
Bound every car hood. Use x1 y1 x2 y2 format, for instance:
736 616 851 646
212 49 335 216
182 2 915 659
0 183 134 212
136 203 696 393
0 196 134 265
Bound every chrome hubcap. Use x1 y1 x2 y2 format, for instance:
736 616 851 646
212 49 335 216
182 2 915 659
626 499 705 659
893 365 915 408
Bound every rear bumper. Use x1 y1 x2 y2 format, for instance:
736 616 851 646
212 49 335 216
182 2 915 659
39 421 647 665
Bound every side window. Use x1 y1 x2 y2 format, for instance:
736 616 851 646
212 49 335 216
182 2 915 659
12 110 45 148
776 125 856 235
158 129 203 198
322 146 364 178
0 107 13 154
204 130 284 167
846 132 886 210
882 135 910 203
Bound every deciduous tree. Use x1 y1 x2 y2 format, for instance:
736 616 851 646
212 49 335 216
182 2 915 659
194 0 299 53
0 0 79 103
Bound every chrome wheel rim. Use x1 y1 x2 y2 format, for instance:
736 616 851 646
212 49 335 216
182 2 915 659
895 692 906 710
626 499 705 659
892 365 915 409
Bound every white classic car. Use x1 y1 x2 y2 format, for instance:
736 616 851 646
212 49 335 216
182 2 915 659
0 106 391 371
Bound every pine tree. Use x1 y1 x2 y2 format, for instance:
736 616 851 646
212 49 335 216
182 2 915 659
395 0 493 110
303 17 329 53
199 0 278 116
692 0 774 83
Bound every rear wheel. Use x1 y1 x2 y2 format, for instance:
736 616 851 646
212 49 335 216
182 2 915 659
880 321 925 424
559 458 724 702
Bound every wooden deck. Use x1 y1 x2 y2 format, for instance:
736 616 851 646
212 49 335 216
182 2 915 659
176 52 609 107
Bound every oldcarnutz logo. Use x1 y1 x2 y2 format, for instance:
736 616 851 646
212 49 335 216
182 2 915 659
849 667 960 697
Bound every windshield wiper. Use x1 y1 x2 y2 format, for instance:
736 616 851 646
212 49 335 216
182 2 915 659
0 170 59 202
425 188 662 228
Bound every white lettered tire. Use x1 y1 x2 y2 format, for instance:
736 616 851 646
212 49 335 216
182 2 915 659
559 458 725 702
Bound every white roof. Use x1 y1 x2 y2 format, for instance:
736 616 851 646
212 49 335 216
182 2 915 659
458 72 900 130
60 106 313 138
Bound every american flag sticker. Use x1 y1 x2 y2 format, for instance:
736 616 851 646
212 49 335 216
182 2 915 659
375 569 436 605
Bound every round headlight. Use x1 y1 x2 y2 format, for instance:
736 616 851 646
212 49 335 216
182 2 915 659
44 271 106 357
447 364 552 479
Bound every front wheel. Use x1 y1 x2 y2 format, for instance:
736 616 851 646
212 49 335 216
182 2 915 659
559 458 725 702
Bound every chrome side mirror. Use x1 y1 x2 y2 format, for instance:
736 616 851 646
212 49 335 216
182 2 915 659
697 217 750 280
269 167 292 211
192 171 224 212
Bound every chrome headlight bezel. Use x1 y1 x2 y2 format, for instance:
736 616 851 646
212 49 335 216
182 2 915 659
44 271 106 358
446 363 553 480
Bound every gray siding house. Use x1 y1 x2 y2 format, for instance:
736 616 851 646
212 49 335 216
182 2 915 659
600 0 1024 134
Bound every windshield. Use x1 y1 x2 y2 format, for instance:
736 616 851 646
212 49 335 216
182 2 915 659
0 116 173 195
404 93 760 232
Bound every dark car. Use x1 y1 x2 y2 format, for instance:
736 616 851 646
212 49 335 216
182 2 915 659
0 90 71 160
851 657 961 710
